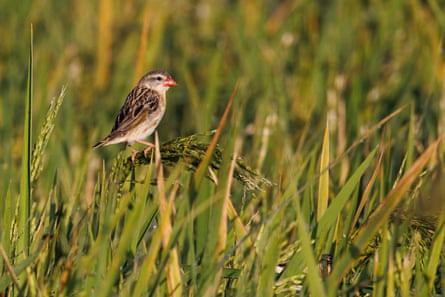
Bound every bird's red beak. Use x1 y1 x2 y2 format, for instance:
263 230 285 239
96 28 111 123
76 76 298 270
164 77 177 87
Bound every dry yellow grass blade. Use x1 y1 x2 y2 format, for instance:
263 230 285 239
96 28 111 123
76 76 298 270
193 81 239 187
317 120 330 220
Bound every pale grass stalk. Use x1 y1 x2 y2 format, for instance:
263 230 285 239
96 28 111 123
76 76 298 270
349 148 384 237
257 113 277 170
0 243 20 289
154 132 182 296
203 137 240 297
227 198 253 248
386 239 395 297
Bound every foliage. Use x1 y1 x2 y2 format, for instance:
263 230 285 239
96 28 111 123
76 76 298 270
1 1 445 296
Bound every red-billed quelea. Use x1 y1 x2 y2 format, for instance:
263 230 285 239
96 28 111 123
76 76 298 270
93 70 177 162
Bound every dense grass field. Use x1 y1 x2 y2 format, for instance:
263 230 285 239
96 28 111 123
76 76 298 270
1 1 445 296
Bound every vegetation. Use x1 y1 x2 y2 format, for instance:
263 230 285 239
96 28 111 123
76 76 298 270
1 1 444 296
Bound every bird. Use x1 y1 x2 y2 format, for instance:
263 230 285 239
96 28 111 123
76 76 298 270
93 70 177 162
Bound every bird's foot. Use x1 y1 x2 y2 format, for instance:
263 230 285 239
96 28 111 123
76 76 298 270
143 143 155 158
129 146 139 163
135 140 155 158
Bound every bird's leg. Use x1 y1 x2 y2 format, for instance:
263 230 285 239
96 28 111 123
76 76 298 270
135 140 155 158
128 144 139 163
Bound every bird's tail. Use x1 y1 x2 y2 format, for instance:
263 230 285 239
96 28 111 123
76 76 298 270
92 139 108 149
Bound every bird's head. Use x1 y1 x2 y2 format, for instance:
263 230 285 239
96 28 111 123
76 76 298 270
139 70 177 93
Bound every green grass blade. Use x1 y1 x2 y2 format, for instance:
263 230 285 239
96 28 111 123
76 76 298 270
425 214 445 291
316 146 378 245
18 24 33 260
328 138 441 294
296 203 326 297
256 213 281 297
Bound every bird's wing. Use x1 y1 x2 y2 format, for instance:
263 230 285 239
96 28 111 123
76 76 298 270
110 86 160 134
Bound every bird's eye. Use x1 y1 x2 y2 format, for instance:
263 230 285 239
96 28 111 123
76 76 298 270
156 76 162 81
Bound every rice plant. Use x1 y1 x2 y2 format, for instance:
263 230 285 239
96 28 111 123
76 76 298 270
1 1 444 296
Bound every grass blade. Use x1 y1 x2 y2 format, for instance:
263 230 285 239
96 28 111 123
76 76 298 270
317 120 330 220
328 138 441 293
316 146 378 244
193 81 239 187
425 214 445 291
296 203 327 297
18 24 33 260
154 132 182 297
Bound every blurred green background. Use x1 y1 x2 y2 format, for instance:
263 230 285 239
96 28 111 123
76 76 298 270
1 0 444 211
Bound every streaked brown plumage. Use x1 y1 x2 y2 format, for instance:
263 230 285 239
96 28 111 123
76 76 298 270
93 70 176 161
